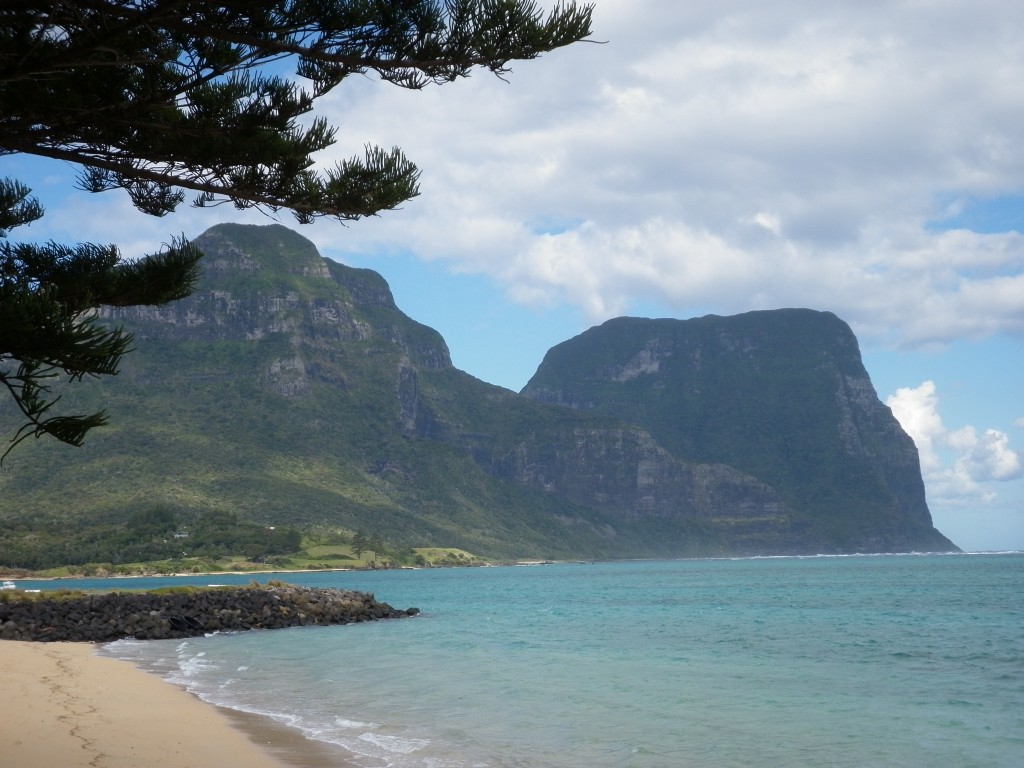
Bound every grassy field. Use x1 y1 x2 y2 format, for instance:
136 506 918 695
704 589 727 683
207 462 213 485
3 539 492 579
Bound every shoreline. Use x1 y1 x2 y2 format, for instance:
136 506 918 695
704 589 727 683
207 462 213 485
216 703 361 768
0 640 355 768
2 549 999 584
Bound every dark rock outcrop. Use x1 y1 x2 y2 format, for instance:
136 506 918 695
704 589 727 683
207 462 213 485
0 585 418 643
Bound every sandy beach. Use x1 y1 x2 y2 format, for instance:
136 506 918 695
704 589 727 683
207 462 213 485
0 640 292 768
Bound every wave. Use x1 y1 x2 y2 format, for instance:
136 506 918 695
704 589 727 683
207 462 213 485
103 636 442 768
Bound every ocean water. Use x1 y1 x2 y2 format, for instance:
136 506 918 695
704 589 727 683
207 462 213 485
34 554 1024 767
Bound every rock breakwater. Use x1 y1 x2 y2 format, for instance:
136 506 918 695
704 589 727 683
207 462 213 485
0 584 418 642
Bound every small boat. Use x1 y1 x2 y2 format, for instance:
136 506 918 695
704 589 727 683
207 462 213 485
1 580 16 590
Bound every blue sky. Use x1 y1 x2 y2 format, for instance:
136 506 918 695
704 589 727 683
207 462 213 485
3 0 1022 551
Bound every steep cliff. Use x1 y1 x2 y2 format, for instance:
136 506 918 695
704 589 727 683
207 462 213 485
0 224 643 563
0 225 956 567
521 312 956 552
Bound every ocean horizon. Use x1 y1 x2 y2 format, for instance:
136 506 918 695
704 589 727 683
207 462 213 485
22 552 1024 767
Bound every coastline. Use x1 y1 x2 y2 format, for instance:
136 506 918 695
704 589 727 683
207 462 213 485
0 640 354 768
3 550 995 584
218 704 360 768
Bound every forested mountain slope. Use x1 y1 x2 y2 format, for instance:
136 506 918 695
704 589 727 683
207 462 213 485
0 225 955 567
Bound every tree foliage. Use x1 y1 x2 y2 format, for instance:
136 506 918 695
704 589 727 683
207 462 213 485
0 0 594 221
351 530 368 558
0 506 303 570
0 0 594 454
0 179 201 457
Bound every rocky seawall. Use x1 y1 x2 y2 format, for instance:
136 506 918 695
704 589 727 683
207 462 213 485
0 584 418 642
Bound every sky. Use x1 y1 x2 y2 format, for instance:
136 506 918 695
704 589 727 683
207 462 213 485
3 0 1022 551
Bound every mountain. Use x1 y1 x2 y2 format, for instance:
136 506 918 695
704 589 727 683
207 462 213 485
0 224 956 567
520 312 956 553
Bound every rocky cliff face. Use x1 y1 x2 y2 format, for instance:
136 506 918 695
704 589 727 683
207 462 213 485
487 424 802 554
0 226 956 565
521 311 956 553
101 223 451 420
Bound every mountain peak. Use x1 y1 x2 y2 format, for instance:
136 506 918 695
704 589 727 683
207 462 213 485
0 228 955 570
523 309 956 553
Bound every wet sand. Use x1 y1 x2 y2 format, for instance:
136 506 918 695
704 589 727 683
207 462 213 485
0 640 353 768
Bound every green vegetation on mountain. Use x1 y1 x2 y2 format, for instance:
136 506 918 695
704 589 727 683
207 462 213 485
0 0 593 454
0 180 202 454
522 313 957 553
0 224 955 569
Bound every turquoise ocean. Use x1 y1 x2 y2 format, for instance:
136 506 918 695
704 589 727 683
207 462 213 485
23 553 1024 767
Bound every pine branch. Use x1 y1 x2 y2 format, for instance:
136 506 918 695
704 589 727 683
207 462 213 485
0 0 592 219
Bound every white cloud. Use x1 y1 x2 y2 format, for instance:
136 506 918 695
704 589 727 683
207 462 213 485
298 0 1024 351
950 427 1023 483
887 381 1022 505
886 381 945 473
11 0 1024 354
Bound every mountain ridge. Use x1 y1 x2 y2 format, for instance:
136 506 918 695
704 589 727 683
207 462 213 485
522 310 951 553
0 224 956 567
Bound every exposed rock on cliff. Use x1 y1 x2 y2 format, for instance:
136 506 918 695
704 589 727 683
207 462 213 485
521 311 956 553
0 225 956 565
